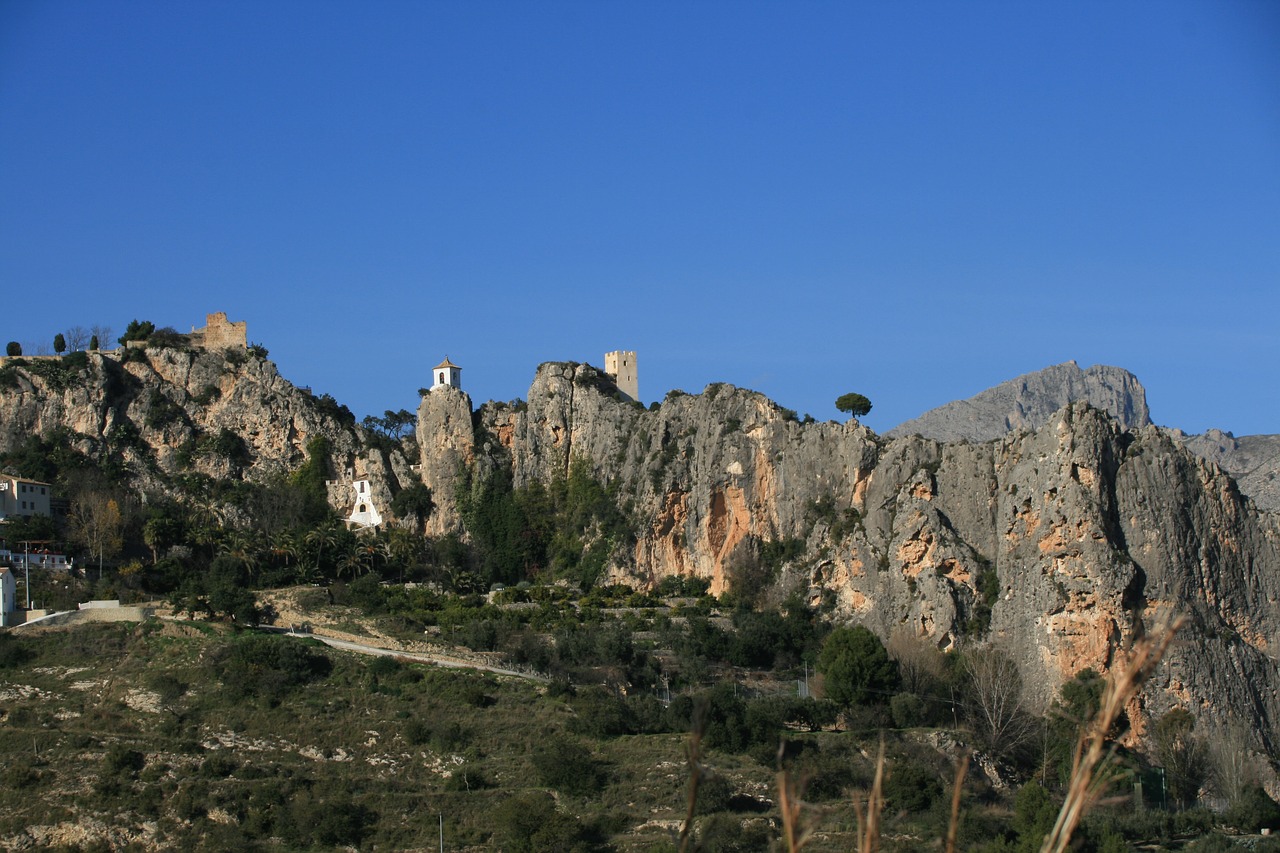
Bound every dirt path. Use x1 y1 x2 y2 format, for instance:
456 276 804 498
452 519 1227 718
267 627 550 682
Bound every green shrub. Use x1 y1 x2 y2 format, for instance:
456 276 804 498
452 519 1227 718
890 692 928 728
817 625 900 706
0 634 33 669
882 758 942 813
103 744 145 777
693 772 735 815
491 791 590 853
209 634 332 705
192 384 221 405
531 735 605 796
1225 784 1280 833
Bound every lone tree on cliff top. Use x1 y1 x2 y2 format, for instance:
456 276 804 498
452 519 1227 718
835 392 872 419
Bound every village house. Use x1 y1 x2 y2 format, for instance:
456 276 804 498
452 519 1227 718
0 566 16 626
0 474 52 521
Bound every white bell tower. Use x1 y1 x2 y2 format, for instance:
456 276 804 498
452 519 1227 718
431 356 462 391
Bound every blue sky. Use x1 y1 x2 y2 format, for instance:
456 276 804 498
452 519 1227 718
2 1 1277 435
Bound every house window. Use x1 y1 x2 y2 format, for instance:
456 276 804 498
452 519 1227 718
358 504 367 514
439 372 445 383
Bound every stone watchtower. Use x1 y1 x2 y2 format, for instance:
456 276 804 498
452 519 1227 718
604 351 638 402
431 356 462 391
191 312 247 349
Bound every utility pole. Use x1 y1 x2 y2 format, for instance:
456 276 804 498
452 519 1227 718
23 541 30 610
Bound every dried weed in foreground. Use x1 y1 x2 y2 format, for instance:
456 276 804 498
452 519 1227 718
851 737 886 853
1039 616 1185 853
778 741 819 853
767 617 1181 853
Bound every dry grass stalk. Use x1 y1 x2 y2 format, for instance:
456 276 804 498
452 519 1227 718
778 766 816 852
678 722 705 853
853 737 886 853
1039 616 1184 853
945 753 970 853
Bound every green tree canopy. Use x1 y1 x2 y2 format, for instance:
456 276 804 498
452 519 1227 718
118 319 155 346
391 482 434 521
5 341 20 357
53 334 66 355
835 392 872 418
817 625 899 706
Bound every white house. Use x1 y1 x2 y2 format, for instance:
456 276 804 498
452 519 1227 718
0 566 17 626
12 549 71 571
430 357 461 391
346 477 383 530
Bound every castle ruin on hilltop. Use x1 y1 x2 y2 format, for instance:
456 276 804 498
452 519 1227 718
189 312 247 350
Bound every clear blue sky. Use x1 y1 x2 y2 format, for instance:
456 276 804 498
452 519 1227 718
2 1 1277 435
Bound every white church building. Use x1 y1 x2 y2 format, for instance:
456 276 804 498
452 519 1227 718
345 476 383 530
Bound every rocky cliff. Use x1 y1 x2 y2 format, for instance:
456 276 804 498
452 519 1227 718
1174 429 1280 513
5 347 1278 768
418 361 1280 759
886 361 1152 443
0 348 411 523
882 360 1280 513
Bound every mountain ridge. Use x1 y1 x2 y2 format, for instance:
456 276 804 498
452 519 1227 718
3 343 1280 781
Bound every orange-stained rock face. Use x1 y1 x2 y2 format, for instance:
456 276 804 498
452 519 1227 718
704 485 753 595
494 422 515 450
635 490 693 584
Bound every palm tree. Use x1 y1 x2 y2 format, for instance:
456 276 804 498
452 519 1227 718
304 525 339 577
269 530 299 571
384 527 421 584
338 550 366 581
220 529 262 586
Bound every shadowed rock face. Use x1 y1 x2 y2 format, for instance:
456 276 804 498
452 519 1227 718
885 362 1152 443
420 362 1280 762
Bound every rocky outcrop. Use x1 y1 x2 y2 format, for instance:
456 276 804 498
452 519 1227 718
1174 429 1280 513
880 359 1280 513
0 348 410 524
886 361 1152 443
6 347 1280 767
419 362 1280 761
414 385 476 536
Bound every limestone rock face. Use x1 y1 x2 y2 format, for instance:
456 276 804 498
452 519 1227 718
881 358 1280 512
7 348 1280 768
887 361 1152 443
429 365 1280 757
1174 429 1280 512
0 349 401 521
414 385 475 536
468 363 879 593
